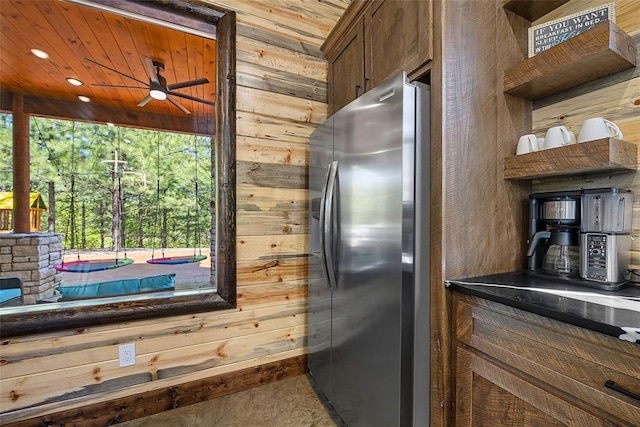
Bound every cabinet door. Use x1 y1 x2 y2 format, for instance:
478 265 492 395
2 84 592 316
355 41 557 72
455 347 609 426
365 0 432 88
327 17 365 115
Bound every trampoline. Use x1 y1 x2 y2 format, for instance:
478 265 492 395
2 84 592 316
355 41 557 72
146 254 207 265
55 258 134 273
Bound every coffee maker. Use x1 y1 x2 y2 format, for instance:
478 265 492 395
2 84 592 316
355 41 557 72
580 188 633 284
526 188 633 288
527 191 582 276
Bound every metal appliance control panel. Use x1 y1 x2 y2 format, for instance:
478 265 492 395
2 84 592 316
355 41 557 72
585 234 608 281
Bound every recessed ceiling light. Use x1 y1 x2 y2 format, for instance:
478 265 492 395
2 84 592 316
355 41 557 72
78 96 91 103
31 49 49 59
66 78 83 86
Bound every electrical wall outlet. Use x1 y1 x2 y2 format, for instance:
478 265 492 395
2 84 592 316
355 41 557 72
118 343 136 367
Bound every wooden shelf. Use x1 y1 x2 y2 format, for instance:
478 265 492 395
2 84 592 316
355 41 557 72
504 138 638 180
503 21 637 100
502 0 569 22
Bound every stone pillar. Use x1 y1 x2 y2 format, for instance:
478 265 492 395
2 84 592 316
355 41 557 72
0 233 63 305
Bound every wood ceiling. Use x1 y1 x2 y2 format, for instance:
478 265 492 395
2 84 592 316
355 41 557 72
0 0 217 135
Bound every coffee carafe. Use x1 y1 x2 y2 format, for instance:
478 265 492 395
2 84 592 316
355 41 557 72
527 191 582 276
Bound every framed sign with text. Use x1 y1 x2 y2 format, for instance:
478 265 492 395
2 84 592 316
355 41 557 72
528 3 615 57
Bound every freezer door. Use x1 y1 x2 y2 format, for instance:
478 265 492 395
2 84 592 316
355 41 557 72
308 117 334 400
331 73 416 427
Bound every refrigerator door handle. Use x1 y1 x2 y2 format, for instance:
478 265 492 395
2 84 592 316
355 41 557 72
324 160 339 290
318 163 333 288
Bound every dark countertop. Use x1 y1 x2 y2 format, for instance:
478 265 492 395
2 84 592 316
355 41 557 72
446 271 640 344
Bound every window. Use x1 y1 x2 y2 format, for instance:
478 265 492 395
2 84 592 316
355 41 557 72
0 0 236 337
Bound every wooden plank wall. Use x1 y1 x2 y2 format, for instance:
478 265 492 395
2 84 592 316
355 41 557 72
433 0 531 424
529 0 640 266
0 0 349 421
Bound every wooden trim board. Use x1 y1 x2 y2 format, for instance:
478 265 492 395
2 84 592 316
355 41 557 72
6 355 307 426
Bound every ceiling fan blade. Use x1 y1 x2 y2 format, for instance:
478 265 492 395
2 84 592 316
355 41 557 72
168 90 216 106
92 84 147 90
167 78 209 91
142 56 160 85
167 95 191 114
137 94 153 107
85 58 148 86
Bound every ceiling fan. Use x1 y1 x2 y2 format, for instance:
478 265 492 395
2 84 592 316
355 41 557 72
86 56 214 114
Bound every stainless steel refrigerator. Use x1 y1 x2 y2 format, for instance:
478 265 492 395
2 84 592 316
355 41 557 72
308 72 430 427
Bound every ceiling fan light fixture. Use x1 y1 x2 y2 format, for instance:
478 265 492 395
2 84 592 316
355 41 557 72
149 89 167 101
66 77 83 86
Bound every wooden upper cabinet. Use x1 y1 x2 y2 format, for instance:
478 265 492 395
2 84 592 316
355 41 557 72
365 0 432 89
327 16 365 115
322 0 433 115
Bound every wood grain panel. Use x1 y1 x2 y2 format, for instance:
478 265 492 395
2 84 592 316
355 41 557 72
469 350 605 425
237 111 316 143
454 294 640 426
236 234 307 262
442 0 504 280
326 16 364 114
365 0 432 88
237 61 327 102
237 161 308 190
532 77 640 134
1 304 304 363
237 257 308 286
0 0 348 423
236 86 327 125
236 280 308 310
236 136 309 166
236 184 307 212
238 211 308 236
472 374 566 426
1 324 306 412
504 138 638 179
502 0 570 22
1 305 305 379
504 21 637 100
3 356 307 427
237 35 327 81
436 0 536 424
213 0 344 43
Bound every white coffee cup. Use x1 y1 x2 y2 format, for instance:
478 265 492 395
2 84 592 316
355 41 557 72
578 117 623 143
516 134 539 155
544 126 575 149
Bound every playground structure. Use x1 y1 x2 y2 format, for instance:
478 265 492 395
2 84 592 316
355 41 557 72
0 192 48 232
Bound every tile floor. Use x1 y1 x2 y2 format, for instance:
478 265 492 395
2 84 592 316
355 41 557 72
118 374 337 427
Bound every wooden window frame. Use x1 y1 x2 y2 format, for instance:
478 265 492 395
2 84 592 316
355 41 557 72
0 0 236 337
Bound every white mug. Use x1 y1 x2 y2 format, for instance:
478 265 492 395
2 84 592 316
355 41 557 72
578 117 623 143
516 134 539 155
544 126 575 149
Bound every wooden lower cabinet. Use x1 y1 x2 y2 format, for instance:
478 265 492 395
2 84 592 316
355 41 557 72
453 293 640 426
